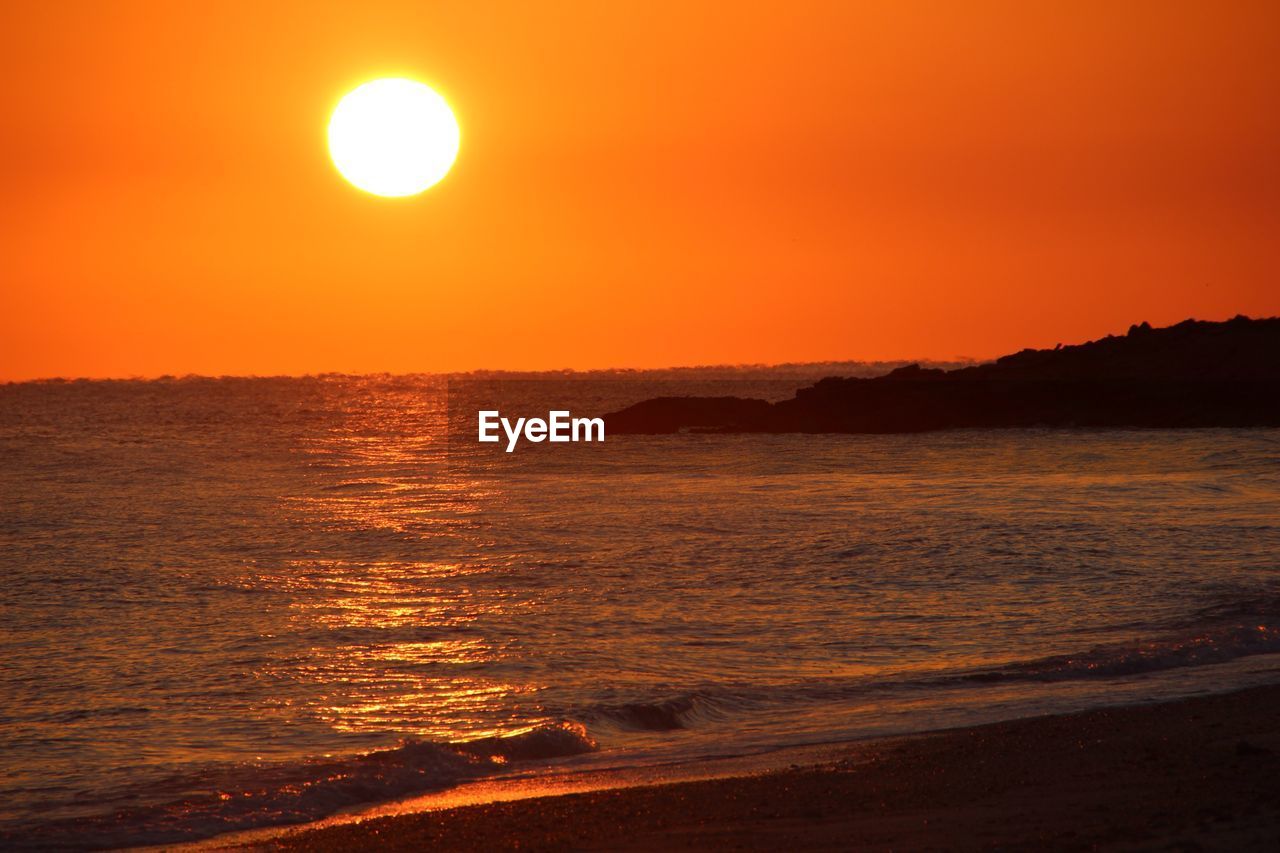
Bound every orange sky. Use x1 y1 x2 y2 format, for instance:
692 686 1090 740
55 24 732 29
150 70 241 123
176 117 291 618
2 1 1277 380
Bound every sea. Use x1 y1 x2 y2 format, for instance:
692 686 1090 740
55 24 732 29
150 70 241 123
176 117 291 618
2 373 1279 849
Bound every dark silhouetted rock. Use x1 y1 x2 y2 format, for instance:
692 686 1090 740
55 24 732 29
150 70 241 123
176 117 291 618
605 316 1280 434
604 396 773 434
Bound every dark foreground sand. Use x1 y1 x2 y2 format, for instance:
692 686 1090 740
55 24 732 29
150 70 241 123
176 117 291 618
257 684 1280 852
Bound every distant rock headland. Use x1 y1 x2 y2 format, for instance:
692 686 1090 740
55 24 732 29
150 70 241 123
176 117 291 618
605 316 1280 434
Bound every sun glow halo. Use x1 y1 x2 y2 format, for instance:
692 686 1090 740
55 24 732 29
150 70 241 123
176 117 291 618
328 78 460 197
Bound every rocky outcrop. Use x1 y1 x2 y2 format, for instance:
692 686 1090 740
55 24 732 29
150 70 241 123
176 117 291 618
605 316 1280 434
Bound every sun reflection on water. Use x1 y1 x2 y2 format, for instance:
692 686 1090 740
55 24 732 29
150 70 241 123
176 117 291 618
250 382 550 744
254 555 547 741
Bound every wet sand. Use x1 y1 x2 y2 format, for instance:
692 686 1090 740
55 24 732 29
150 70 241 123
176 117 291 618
254 683 1280 851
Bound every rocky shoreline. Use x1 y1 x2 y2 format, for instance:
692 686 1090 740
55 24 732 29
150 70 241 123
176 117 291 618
606 316 1280 434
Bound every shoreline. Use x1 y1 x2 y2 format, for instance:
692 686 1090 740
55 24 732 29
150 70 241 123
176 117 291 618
238 683 1280 851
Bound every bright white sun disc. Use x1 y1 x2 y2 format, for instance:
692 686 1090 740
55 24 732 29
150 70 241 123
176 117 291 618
328 78 460 197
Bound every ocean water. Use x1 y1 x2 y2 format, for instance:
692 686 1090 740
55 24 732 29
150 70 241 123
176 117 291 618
2 375 1280 849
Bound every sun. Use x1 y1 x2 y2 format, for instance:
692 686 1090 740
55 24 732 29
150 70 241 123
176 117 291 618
328 78 460 197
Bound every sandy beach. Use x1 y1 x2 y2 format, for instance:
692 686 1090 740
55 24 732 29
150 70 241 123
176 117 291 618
248 683 1280 852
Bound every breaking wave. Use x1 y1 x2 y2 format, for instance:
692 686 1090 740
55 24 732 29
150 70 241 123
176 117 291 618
957 623 1280 684
582 692 732 732
582 608 1280 737
10 623 1280 851
0 722 596 851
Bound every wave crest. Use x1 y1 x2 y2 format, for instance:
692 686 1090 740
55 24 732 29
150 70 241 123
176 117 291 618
455 720 597 761
1 722 596 851
963 623 1280 684
584 693 730 731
